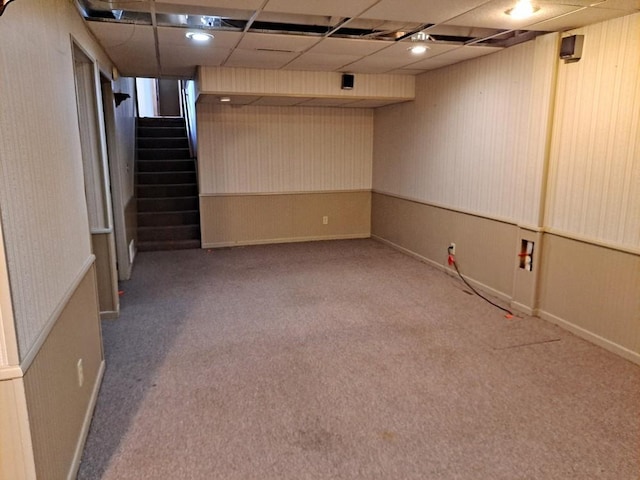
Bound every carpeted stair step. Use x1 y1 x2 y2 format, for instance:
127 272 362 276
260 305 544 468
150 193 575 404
137 126 185 138
138 137 189 149
138 210 200 227
137 239 201 252
136 184 198 198
137 148 191 160
137 171 196 185
137 160 195 173
138 224 200 242
135 117 200 251
137 196 199 213
138 117 184 127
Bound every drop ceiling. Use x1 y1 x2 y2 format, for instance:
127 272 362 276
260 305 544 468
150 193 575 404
81 0 638 79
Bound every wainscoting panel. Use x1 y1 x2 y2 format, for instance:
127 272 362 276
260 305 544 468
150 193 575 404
201 191 371 247
371 192 517 299
91 233 118 317
23 263 104 480
538 234 640 364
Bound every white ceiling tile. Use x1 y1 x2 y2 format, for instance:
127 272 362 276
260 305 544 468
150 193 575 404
444 0 580 30
528 6 633 31
593 0 640 9
159 27 242 48
160 45 231 72
87 22 158 76
263 0 377 17
159 65 197 77
407 44 502 70
360 0 490 24
341 54 420 73
386 69 428 75
307 37 390 56
284 53 361 71
237 32 320 52
224 49 299 68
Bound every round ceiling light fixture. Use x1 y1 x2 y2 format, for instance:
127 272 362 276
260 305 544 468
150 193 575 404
408 32 431 55
505 0 540 19
186 31 214 42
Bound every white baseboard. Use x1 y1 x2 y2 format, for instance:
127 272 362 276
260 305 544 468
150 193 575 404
67 359 105 480
510 301 536 316
371 235 512 304
202 233 370 249
538 310 640 366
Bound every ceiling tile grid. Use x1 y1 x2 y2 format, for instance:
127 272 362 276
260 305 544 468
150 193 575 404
79 0 639 105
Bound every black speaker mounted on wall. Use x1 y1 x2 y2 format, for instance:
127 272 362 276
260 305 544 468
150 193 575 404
560 35 584 63
341 73 354 90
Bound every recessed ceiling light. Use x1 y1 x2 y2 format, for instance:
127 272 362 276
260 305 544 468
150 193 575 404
505 0 540 19
186 31 213 42
408 32 431 55
220 97 231 103
409 44 429 55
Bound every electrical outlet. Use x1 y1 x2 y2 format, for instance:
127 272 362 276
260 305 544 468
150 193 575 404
449 243 456 255
322 216 329 225
77 358 84 387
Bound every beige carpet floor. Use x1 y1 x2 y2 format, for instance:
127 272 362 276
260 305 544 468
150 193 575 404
78 239 640 479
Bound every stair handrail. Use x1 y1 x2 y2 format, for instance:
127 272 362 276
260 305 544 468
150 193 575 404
180 80 196 160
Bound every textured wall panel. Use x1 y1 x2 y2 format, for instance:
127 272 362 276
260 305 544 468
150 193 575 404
373 34 558 226
539 234 640 361
198 67 415 100
23 264 102 480
0 0 112 357
198 105 373 194
545 13 640 250
200 192 371 247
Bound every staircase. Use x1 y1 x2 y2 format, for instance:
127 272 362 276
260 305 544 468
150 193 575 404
136 117 200 251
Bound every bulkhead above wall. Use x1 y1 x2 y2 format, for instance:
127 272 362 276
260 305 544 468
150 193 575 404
195 67 416 108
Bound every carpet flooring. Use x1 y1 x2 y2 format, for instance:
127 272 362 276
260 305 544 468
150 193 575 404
78 239 640 479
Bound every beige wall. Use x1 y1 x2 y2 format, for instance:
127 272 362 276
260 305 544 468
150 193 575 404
198 66 415 102
92 233 119 317
197 103 374 245
197 104 373 194
23 264 103 480
0 379 35 479
373 34 558 227
538 235 640 364
0 0 116 476
371 193 517 299
545 13 640 251
0 0 111 359
201 192 371 248
110 76 138 281
371 14 640 363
